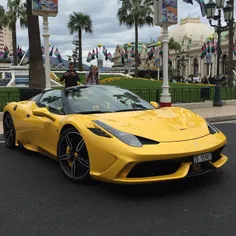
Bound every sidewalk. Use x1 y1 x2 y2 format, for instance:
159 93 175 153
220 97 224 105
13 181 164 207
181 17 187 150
0 101 236 134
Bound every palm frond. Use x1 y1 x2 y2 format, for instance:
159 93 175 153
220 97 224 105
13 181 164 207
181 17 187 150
67 12 93 35
117 0 154 28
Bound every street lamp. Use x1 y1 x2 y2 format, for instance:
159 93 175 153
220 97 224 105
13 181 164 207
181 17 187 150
205 0 234 106
176 50 189 81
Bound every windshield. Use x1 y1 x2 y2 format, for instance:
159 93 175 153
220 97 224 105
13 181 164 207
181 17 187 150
65 86 154 114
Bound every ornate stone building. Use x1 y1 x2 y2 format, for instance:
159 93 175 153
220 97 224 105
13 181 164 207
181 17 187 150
166 17 236 78
113 16 236 79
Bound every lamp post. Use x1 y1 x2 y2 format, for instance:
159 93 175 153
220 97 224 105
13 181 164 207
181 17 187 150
176 50 189 81
155 41 161 81
97 44 103 73
42 16 51 90
205 0 234 106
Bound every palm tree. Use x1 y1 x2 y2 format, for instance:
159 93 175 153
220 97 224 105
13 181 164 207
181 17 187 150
4 0 27 65
169 37 181 53
227 0 234 87
26 0 45 89
0 6 6 29
67 12 93 71
117 0 153 77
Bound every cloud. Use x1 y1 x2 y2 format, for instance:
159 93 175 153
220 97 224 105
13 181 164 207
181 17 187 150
1 0 233 67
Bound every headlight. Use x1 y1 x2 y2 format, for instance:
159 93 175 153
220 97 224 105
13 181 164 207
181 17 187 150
207 122 219 134
93 120 142 147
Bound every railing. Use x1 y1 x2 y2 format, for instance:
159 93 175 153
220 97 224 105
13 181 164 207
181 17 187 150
0 91 20 111
130 87 236 103
0 87 236 112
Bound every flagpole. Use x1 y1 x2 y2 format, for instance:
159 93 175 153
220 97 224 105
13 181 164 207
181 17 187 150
42 16 51 90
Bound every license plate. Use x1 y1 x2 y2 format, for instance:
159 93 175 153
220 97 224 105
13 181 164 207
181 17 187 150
193 153 212 164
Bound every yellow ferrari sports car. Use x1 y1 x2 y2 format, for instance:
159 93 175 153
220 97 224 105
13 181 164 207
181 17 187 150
3 85 227 184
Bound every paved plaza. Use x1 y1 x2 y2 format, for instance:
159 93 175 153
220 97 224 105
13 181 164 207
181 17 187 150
0 122 235 235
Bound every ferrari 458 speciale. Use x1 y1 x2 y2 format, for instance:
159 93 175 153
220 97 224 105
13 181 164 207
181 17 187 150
3 85 227 184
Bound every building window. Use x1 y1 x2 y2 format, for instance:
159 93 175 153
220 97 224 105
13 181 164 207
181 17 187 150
193 58 198 76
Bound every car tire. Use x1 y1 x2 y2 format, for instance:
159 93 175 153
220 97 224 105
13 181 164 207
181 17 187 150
57 127 91 183
3 113 16 149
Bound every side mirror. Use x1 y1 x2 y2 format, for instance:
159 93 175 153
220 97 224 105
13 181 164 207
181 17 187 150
150 101 159 109
32 107 56 121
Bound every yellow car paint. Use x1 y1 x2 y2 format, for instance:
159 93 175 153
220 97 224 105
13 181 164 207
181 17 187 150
3 100 228 184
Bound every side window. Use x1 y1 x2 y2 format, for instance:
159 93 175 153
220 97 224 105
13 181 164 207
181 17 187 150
37 90 64 115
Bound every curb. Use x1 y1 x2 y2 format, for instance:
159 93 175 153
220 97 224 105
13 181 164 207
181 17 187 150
206 115 236 123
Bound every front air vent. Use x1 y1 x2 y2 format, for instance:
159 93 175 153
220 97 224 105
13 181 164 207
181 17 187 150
88 128 111 138
136 136 159 145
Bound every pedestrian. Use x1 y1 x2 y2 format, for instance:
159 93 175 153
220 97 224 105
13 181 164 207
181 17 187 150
60 62 80 88
85 66 100 85
85 65 93 81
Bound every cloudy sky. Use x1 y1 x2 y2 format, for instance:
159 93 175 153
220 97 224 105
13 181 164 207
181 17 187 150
0 0 235 67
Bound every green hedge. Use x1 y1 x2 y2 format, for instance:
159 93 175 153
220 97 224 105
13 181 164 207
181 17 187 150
0 86 236 112
0 88 20 111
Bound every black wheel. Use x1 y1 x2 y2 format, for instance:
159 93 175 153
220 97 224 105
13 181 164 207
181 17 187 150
57 127 90 183
3 113 16 149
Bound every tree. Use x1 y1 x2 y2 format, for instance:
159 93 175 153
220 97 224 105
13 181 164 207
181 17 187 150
26 0 45 89
169 37 181 53
117 0 153 77
67 12 93 71
4 0 27 65
72 39 80 68
0 6 6 29
227 0 234 87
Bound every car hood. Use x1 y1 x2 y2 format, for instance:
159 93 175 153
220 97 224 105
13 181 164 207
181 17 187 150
89 107 209 142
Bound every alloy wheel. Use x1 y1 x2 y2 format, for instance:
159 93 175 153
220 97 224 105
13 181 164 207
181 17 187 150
3 114 15 148
58 130 90 181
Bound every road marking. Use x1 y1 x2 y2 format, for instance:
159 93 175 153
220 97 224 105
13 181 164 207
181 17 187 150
212 120 236 125
0 141 5 144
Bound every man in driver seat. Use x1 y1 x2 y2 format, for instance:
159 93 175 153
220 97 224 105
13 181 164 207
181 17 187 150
60 62 80 88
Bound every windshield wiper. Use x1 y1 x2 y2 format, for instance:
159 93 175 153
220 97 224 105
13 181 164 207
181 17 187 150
76 111 113 114
115 108 148 112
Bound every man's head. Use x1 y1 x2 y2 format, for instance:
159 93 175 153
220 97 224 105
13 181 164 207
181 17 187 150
69 62 74 72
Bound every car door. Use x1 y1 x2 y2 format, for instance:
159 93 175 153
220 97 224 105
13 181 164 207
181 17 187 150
33 90 65 156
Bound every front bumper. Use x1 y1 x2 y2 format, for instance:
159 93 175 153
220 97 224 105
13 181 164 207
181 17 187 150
90 133 228 184
92 153 227 184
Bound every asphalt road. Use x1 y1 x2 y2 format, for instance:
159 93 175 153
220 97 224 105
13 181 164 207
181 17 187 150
0 123 236 236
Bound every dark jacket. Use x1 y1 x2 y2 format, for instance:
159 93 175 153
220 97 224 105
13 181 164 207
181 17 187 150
60 70 80 88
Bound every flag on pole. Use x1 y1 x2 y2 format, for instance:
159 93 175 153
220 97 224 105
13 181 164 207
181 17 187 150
159 47 163 56
57 53 63 63
207 40 211 53
92 49 95 60
233 41 236 55
54 48 60 57
49 46 54 56
183 0 193 3
211 38 216 53
102 46 107 55
130 47 135 57
86 52 92 62
200 46 204 59
107 52 113 62
183 0 207 17
41 46 45 55
0 51 4 60
4 46 9 58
